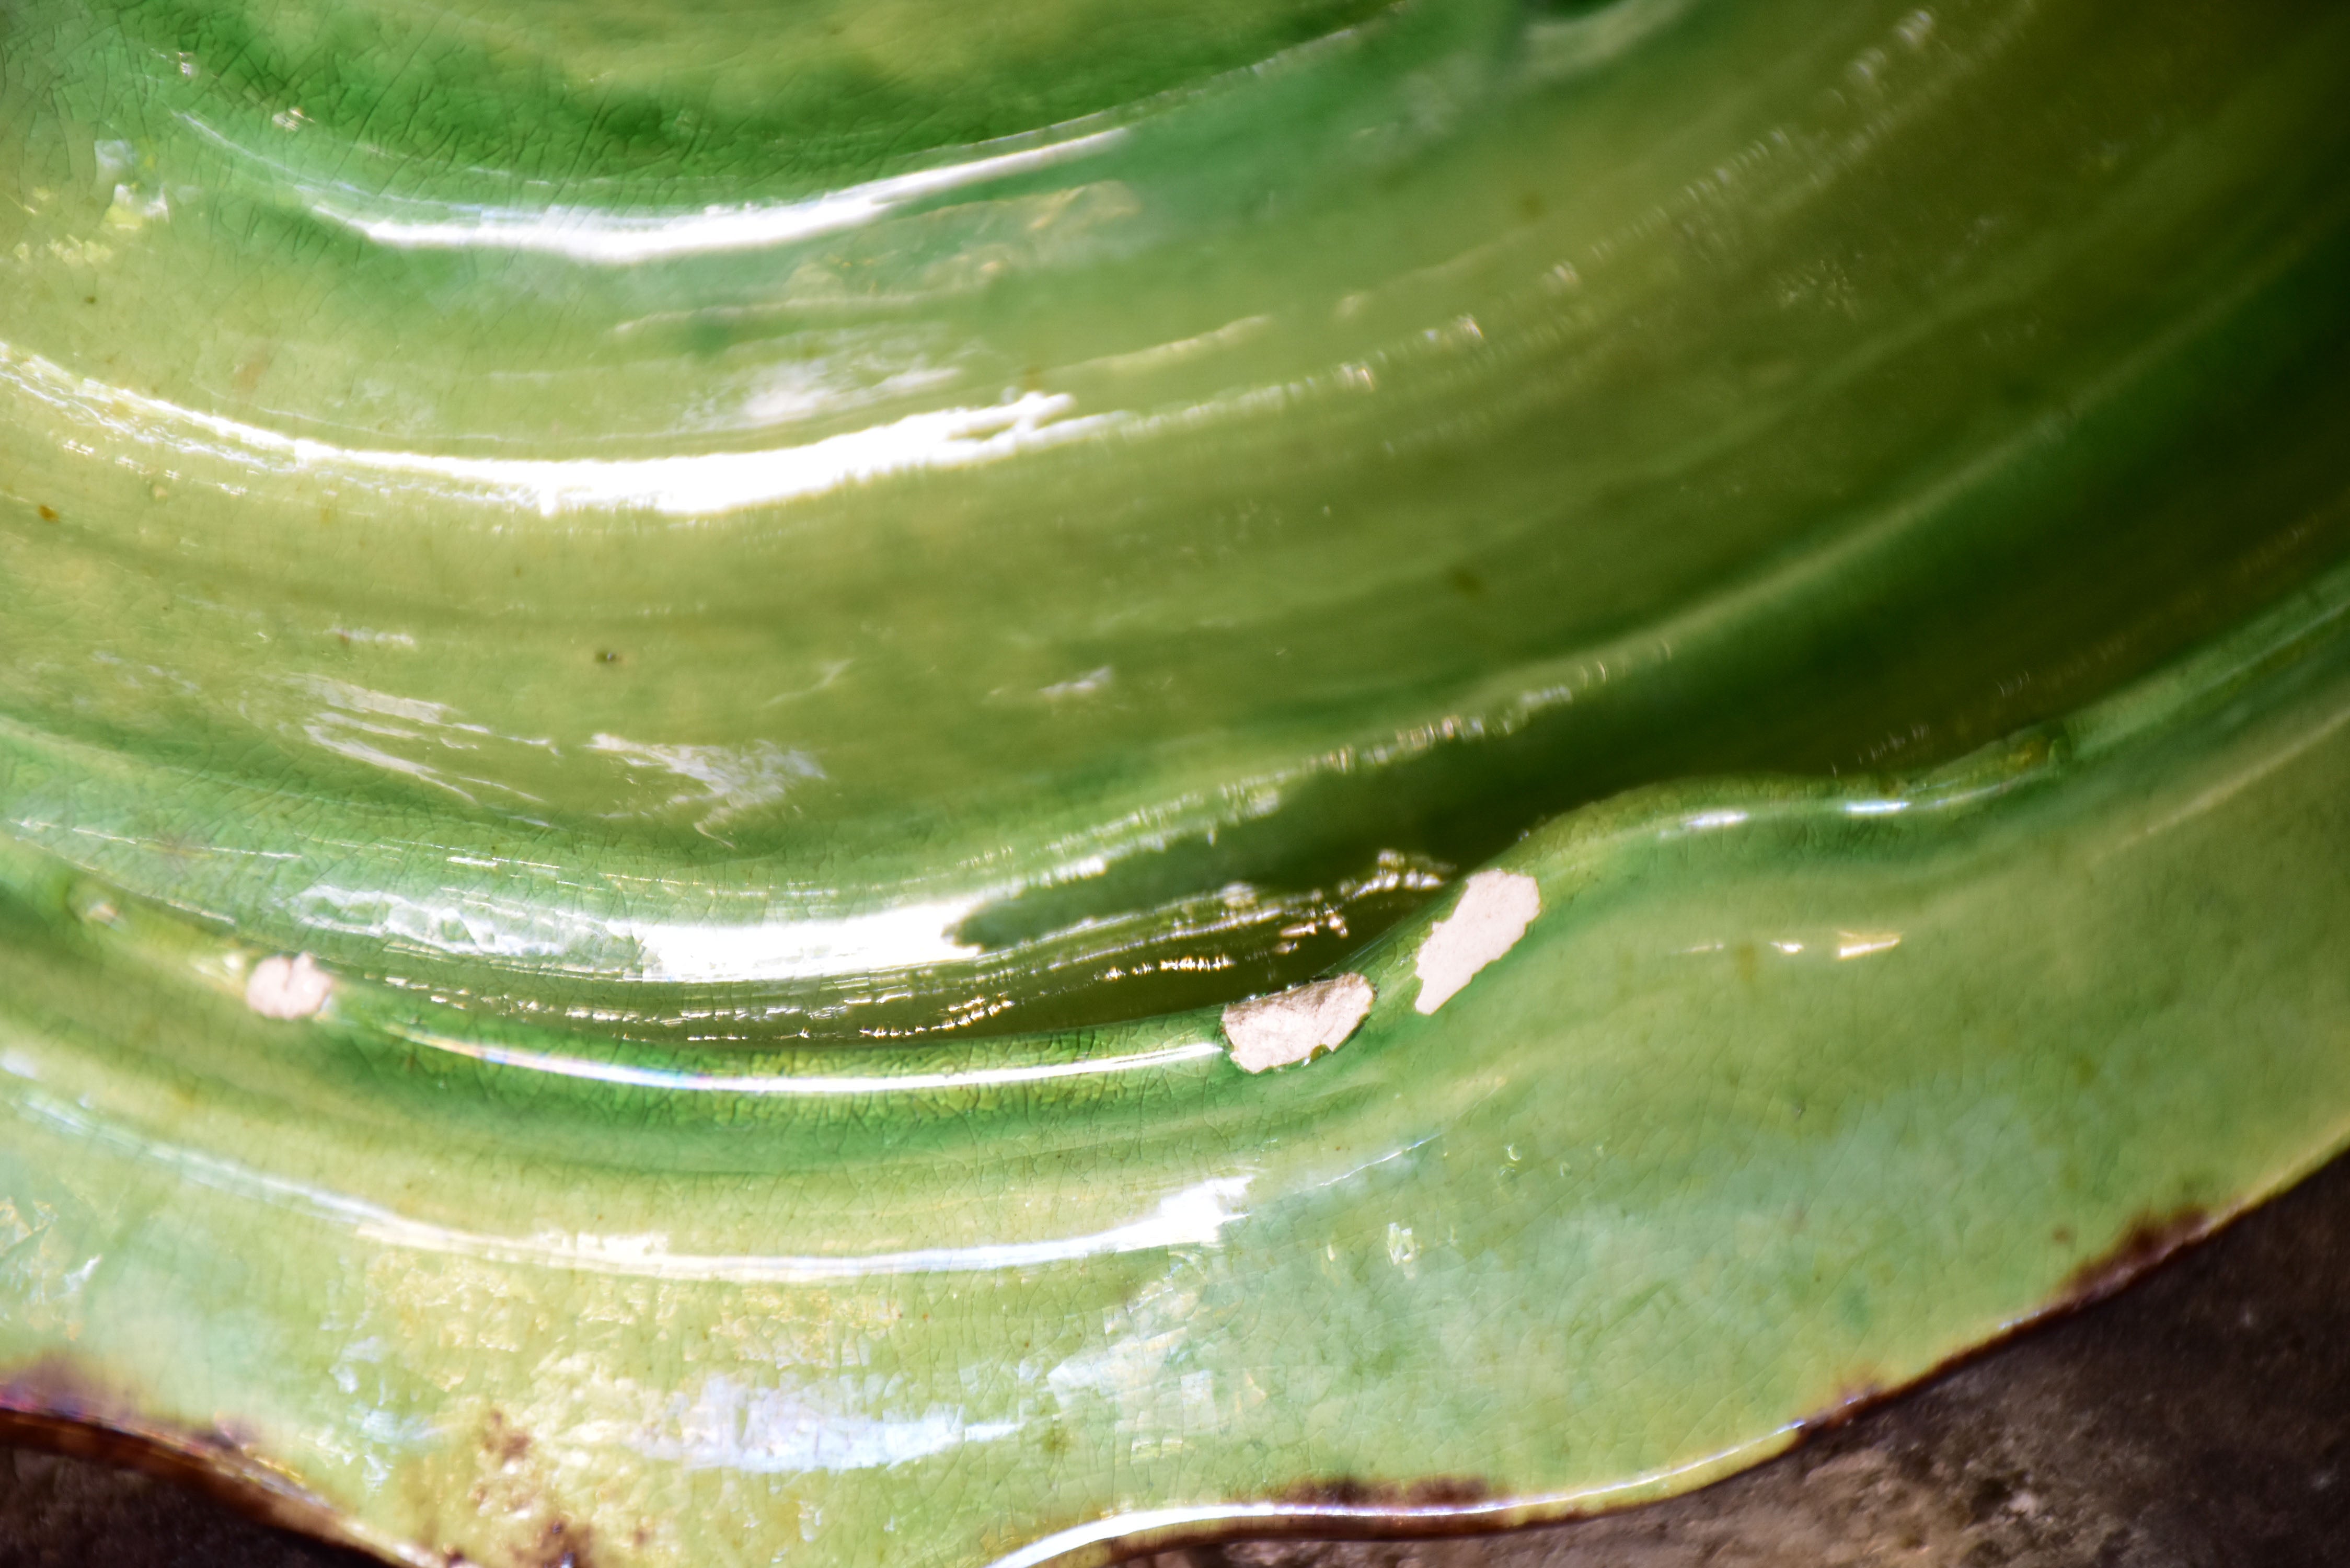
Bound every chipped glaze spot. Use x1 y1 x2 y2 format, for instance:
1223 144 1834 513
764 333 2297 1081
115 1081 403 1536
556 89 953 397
1221 973 1374 1073
1413 869 1540 1015
245 952 332 1020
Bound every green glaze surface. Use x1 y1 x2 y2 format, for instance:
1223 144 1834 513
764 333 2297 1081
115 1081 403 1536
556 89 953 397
3 0 2350 1563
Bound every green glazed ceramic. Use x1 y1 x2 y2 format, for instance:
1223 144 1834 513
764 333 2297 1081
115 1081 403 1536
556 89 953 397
4 0 2350 1563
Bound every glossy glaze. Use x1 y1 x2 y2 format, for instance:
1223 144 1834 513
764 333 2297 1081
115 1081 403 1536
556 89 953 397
4 0 2348 1037
3 0 2350 1564
6 543 2350 1568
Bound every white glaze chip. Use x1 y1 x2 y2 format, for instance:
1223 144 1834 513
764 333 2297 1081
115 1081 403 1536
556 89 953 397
1413 869 1541 1014
1222 973 1376 1073
246 952 333 1020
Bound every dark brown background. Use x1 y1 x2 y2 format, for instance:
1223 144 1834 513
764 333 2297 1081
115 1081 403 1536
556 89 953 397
6 1149 2347 1567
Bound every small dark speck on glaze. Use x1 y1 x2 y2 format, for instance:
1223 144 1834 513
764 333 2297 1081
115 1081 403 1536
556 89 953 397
527 1517 595 1568
480 1410 531 1466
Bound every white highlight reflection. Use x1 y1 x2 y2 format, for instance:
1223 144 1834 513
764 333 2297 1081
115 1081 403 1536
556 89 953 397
290 879 986 982
6 1086 1247 1282
983 1442 1792 1568
635 1375 1021 1474
392 1028 1224 1098
202 118 1129 262
1 342 1116 518
393 1170 1249 1284
613 898 983 982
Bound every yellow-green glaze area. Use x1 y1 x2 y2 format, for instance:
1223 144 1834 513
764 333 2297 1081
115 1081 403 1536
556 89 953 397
4 0 2350 1564
4 0 2349 1038
8 534 2350 1568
